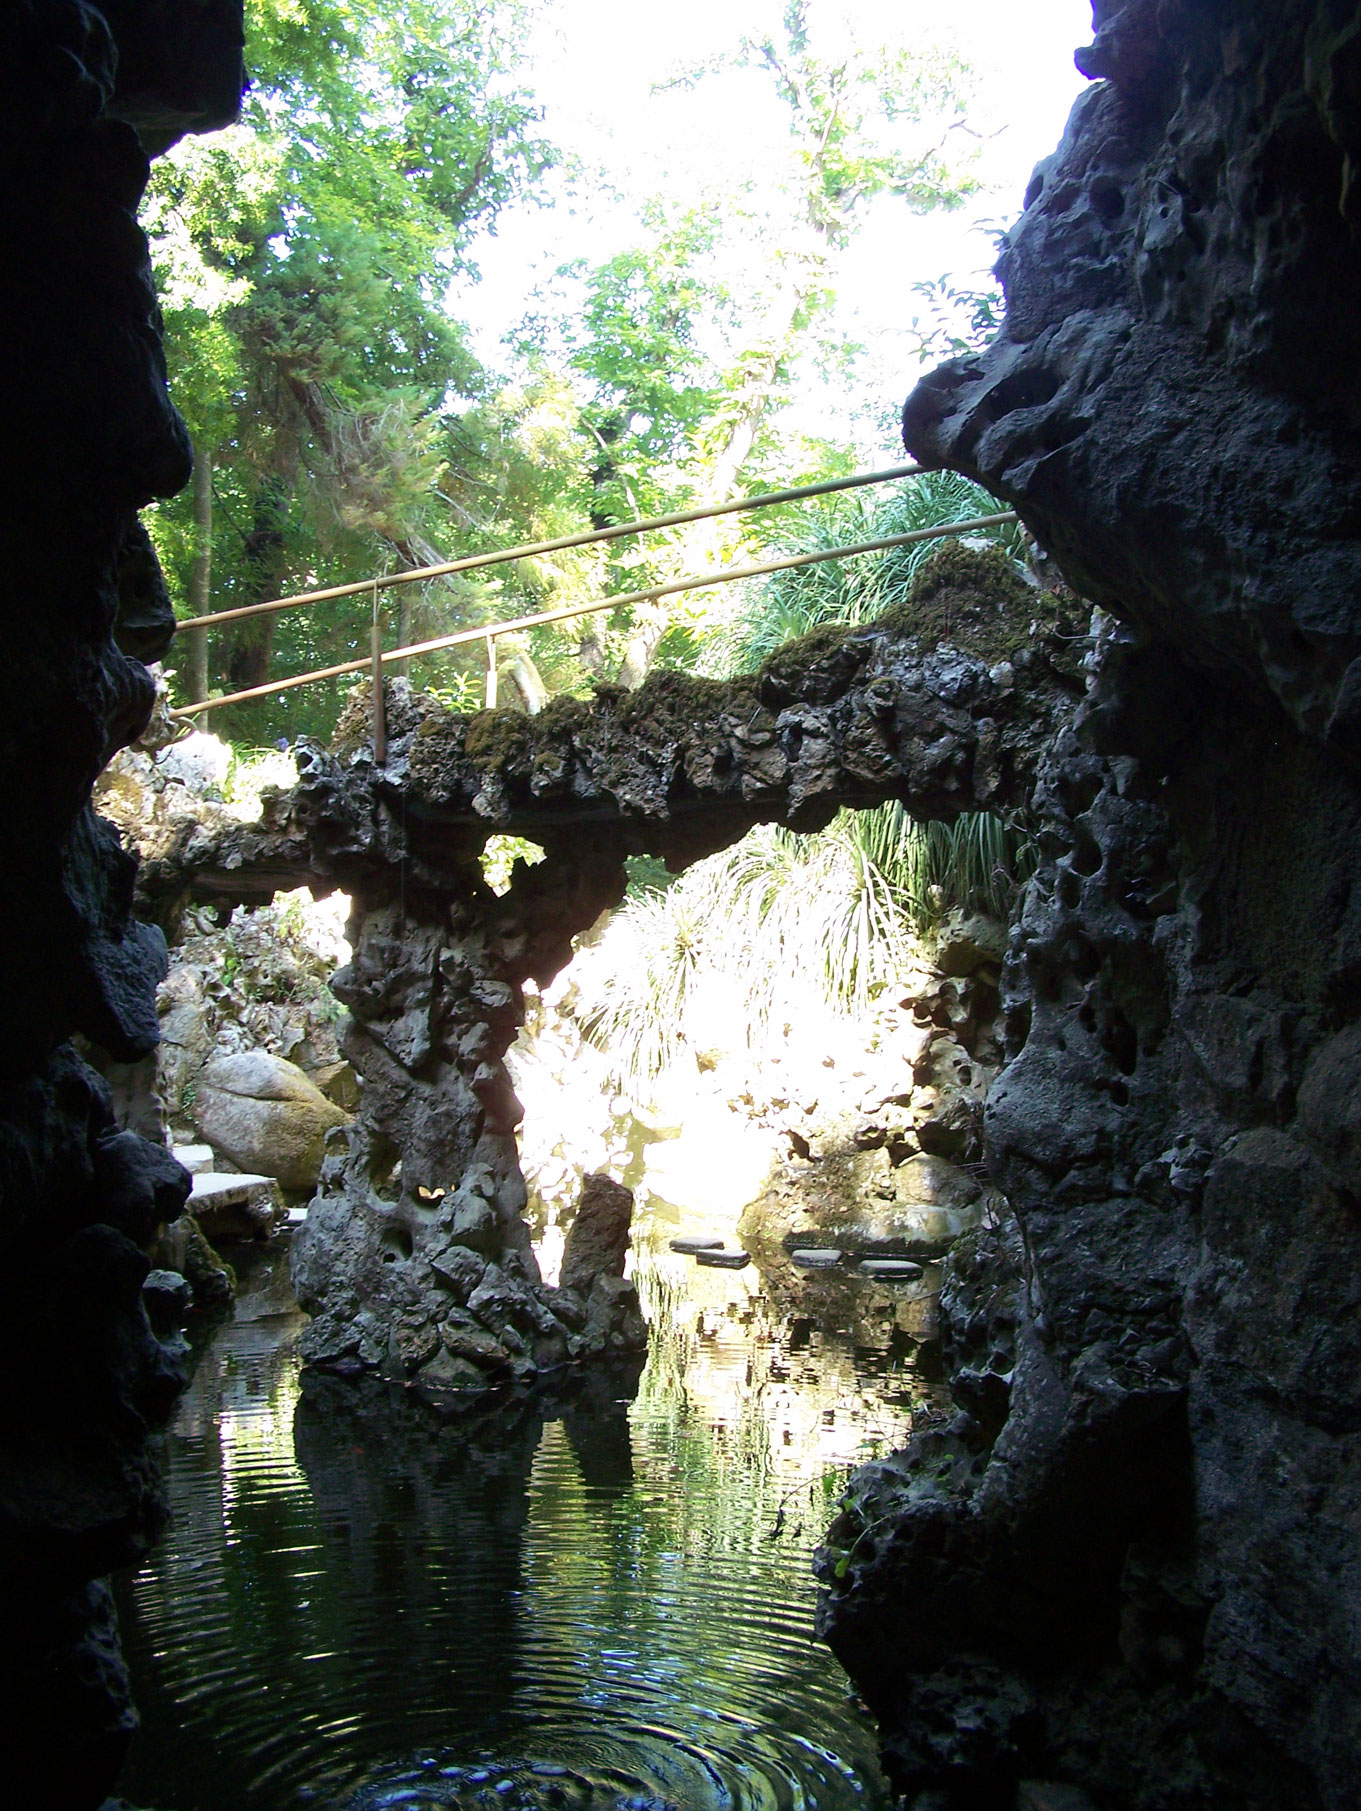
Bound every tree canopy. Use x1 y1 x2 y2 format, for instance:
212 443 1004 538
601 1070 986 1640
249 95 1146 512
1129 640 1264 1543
144 0 983 743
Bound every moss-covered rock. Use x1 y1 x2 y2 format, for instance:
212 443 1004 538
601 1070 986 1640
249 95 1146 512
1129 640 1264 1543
464 708 535 770
875 539 1046 667
406 710 468 803
614 666 758 736
757 621 872 706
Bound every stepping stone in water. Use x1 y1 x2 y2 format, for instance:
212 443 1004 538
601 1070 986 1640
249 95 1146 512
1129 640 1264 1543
859 1257 923 1280
695 1248 751 1269
791 1248 843 1268
669 1235 725 1254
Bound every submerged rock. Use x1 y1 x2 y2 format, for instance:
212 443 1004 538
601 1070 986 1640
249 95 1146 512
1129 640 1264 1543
858 1259 923 1281
147 1211 235 1308
790 1248 843 1268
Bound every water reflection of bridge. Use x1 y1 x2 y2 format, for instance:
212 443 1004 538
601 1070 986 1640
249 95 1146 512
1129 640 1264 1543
116 1244 918 1809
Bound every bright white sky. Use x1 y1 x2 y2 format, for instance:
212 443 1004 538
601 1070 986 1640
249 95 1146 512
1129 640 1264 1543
458 0 1093 457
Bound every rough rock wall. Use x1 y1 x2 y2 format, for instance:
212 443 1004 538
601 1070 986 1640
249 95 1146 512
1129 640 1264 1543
291 833 651 1389
817 5 1361 1808
0 4 243 1804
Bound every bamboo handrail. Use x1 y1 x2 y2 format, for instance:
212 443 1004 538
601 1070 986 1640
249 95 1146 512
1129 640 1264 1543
169 510 1018 720
172 462 927 633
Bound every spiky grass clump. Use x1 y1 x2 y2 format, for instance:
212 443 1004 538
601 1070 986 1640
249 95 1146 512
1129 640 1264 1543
870 804 1033 928
718 470 1026 671
574 803 1031 1092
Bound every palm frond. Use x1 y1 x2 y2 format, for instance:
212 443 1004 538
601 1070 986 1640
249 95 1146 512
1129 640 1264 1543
720 469 1025 671
574 801 1031 1091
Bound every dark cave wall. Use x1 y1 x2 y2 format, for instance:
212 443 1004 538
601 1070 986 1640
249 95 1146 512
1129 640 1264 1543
0 4 243 1804
818 4 1361 1809
42 1 1361 1804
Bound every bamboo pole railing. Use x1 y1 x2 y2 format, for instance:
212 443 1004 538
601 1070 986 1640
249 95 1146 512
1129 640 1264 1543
169 510 1019 722
173 462 929 636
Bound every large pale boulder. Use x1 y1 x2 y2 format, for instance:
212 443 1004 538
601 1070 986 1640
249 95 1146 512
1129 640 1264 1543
193 1050 350 1188
838 1150 985 1256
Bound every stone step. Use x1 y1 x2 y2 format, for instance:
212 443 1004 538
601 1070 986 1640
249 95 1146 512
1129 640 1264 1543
172 1143 215 1175
188 1169 284 1241
190 1169 275 1205
669 1235 726 1254
694 1248 751 1270
858 1257 924 1281
790 1248 843 1268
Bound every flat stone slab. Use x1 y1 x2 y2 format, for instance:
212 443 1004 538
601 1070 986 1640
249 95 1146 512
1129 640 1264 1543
859 1258 924 1281
669 1236 726 1254
286 1205 309 1226
188 1169 285 1241
694 1248 751 1270
791 1248 844 1268
190 1169 275 1205
173 1143 215 1175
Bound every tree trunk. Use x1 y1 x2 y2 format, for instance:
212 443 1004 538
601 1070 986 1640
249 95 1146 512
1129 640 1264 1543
226 480 289 692
500 641 549 715
186 442 212 726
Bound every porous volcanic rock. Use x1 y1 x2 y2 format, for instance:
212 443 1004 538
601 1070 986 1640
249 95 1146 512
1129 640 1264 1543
0 2 244 1803
558 1173 635 1294
162 557 1086 1399
816 7 1361 1810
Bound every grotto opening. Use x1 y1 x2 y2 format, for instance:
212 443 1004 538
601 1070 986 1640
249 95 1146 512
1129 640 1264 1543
3 3 1361 1811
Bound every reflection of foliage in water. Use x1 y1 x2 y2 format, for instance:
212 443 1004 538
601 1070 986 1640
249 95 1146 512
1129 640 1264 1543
119 1279 908 1811
628 1253 913 1563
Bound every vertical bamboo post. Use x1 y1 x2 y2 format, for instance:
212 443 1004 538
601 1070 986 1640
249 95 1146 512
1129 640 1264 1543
370 584 387 764
484 631 498 710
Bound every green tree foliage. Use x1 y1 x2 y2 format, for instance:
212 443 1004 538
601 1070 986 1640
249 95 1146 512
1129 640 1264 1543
607 1 980 681
143 0 554 737
549 212 729 526
142 0 984 741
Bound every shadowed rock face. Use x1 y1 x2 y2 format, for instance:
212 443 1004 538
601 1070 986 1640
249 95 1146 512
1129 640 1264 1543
0 3 243 1803
83 3 1361 1801
815 5 1361 1809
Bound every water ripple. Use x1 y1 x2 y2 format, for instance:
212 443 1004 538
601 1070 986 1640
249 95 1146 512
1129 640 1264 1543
117 1261 919 1811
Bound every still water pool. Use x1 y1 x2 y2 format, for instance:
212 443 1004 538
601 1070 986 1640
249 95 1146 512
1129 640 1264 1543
116 1241 938 1811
